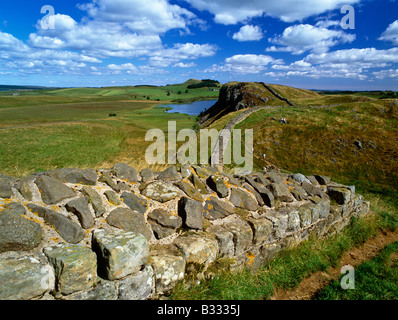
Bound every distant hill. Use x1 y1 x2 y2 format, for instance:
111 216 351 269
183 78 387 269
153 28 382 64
0 85 58 91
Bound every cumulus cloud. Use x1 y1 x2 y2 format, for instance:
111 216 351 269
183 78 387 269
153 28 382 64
267 24 355 55
205 54 281 74
378 20 398 45
232 25 264 41
183 0 359 24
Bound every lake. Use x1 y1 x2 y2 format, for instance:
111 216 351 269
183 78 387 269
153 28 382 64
160 99 217 116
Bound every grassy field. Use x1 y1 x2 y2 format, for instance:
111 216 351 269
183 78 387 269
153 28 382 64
0 80 219 176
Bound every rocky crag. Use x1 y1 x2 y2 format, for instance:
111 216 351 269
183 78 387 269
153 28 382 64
0 164 369 300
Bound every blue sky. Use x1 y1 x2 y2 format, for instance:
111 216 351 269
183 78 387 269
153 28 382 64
0 0 397 90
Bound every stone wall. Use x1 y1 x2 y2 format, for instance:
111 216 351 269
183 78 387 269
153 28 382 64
0 164 370 300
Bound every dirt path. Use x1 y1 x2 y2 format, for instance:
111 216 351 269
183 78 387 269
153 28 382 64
271 229 398 300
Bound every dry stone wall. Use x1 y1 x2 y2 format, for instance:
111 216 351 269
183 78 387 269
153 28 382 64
0 164 370 300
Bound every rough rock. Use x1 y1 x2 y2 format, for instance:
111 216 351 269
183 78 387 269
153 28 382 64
118 265 154 300
140 181 179 203
207 225 234 257
174 234 218 265
175 180 203 202
203 196 235 220
0 177 13 199
327 185 353 205
0 255 54 300
190 173 209 194
15 176 34 201
104 190 121 206
61 279 118 300
148 208 182 229
157 166 181 182
27 204 85 244
92 229 149 281
140 168 154 183
35 175 76 205
45 168 97 185
269 182 294 202
178 197 203 230
44 244 97 295
106 207 152 240
180 164 192 179
0 211 42 253
112 163 138 183
206 175 229 198
120 192 148 214
81 186 105 217
149 254 185 294
246 217 273 245
229 187 258 211
223 217 253 256
65 197 95 229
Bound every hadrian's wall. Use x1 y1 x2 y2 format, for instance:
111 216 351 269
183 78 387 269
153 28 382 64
0 164 370 300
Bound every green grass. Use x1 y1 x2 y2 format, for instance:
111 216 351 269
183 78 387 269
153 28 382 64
169 197 397 300
314 241 398 300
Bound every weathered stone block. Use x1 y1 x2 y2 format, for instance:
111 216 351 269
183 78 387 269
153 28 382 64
223 218 253 256
174 234 218 265
65 197 95 229
140 181 179 203
118 265 154 300
150 254 185 294
207 225 234 257
44 244 97 295
229 187 258 211
35 175 76 205
92 229 149 280
246 217 273 245
178 197 203 230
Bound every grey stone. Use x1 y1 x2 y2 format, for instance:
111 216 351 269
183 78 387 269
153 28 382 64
229 187 258 211
92 229 149 281
174 234 218 264
245 177 274 207
45 168 98 185
206 175 229 198
118 265 154 300
223 218 253 256
289 173 310 184
286 209 301 231
301 181 325 198
35 175 75 205
298 206 312 228
207 225 234 257
99 171 118 190
327 185 352 205
121 192 148 214
178 197 203 230
203 196 235 220
190 173 209 194
16 177 34 201
65 197 95 229
140 168 154 183
104 189 121 206
269 182 294 202
0 177 13 199
0 211 42 253
112 163 138 183
1 202 26 216
0 256 54 300
61 279 118 300
157 166 181 182
81 186 105 217
140 181 179 203
148 208 182 229
314 175 331 185
148 221 175 239
106 207 152 240
150 254 185 294
290 184 308 201
27 204 85 244
44 244 97 295
180 164 192 179
175 180 203 202
242 182 264 206
265 172 283 183
246 218 273 245
265 212 288 239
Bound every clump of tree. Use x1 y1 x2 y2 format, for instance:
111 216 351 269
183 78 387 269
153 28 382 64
187 79 220 89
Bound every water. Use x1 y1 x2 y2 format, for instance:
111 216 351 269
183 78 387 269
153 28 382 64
160 99 217 116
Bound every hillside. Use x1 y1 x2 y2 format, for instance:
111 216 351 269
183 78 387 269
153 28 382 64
199 81 319 127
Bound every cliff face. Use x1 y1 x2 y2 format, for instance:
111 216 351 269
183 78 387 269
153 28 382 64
199 82 281 127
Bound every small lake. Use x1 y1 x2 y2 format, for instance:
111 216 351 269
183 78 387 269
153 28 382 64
160 99 217 116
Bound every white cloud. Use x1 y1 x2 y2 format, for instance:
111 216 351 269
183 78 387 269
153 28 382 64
232 25 264 41
184 0 359 24
267 24 355 55
267 47 398 80
205 54 280 74
379 20 398 45
79 0 198 35
173 62 197 68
